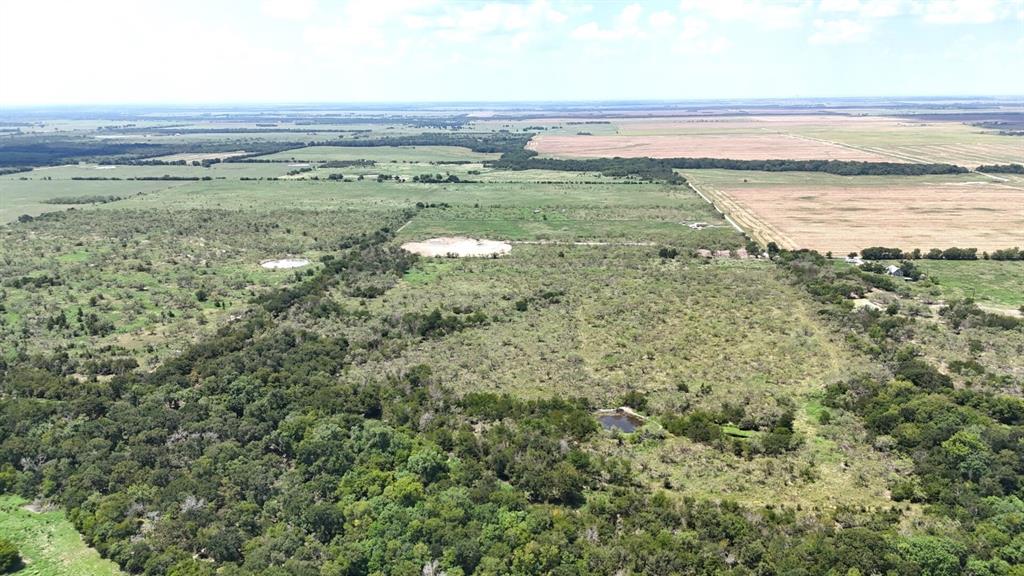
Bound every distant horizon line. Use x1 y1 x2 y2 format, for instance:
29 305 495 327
2 94 1024 111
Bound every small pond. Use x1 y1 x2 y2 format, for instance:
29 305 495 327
597 411 644 433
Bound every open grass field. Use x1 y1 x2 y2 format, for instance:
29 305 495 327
254 145 501 163
684 169 1024 254
0 495 125 575
0 176 190 221
912 259 1024 310
527 114 1024 167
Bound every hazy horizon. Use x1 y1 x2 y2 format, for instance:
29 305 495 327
2 94 1022 112
2 0 1022 106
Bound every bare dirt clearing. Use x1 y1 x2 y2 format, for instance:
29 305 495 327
401 237 511 257
261 258 310 269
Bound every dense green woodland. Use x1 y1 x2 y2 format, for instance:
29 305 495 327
2 214 1023 575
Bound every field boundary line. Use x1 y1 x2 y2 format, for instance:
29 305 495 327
684 176 797 249
779 131 929 164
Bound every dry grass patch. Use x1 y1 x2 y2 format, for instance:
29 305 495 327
687 170 1024 254
528 133 897 161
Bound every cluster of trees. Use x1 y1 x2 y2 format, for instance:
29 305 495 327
0 133 297 167
977 163 1024 173
491 152 685 183
491 151 967 184
991 247 1024 261
412 173 461 183
0 136 158 166
42 194 123 205
322 160 375 168
663 158 967 175
861 260 923 280
860 246 995 261
775 248 1024 573
496 150 967 180
940 299 1023 331
5 273 62 289
296 132 533 155
662 406 802 456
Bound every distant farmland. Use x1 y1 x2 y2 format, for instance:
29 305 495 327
528 133 897 162
527 114 1024 168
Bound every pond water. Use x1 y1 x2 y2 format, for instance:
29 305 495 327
597 412 643 433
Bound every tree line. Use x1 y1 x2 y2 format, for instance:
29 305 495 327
976 163 1024 173
861 246 1024 261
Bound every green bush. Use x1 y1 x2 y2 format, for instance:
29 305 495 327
0 538 21 574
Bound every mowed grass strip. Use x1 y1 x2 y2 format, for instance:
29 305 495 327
0 495 125 576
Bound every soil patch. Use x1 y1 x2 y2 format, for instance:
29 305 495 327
401 237 511 258
261 258 310 269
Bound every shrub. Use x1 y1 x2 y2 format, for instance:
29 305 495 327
0 538 21 574
861 246 904 260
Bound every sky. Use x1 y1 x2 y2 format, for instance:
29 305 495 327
0 0 1022 105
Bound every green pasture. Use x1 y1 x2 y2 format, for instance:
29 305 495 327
0 495 125 576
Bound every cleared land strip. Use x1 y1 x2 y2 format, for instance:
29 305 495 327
685 176 797 249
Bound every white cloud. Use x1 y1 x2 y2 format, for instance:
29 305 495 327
649 10 678 29
572 3 645 41
303 0 434 55
819 0 861 11
819 0 904 18
679 0 809 29
808 18 871 43
913 0 1008 24
678 17 710 40
431 0 566 44
261 0 316 21
672 17 730 54
821 0 1019 23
